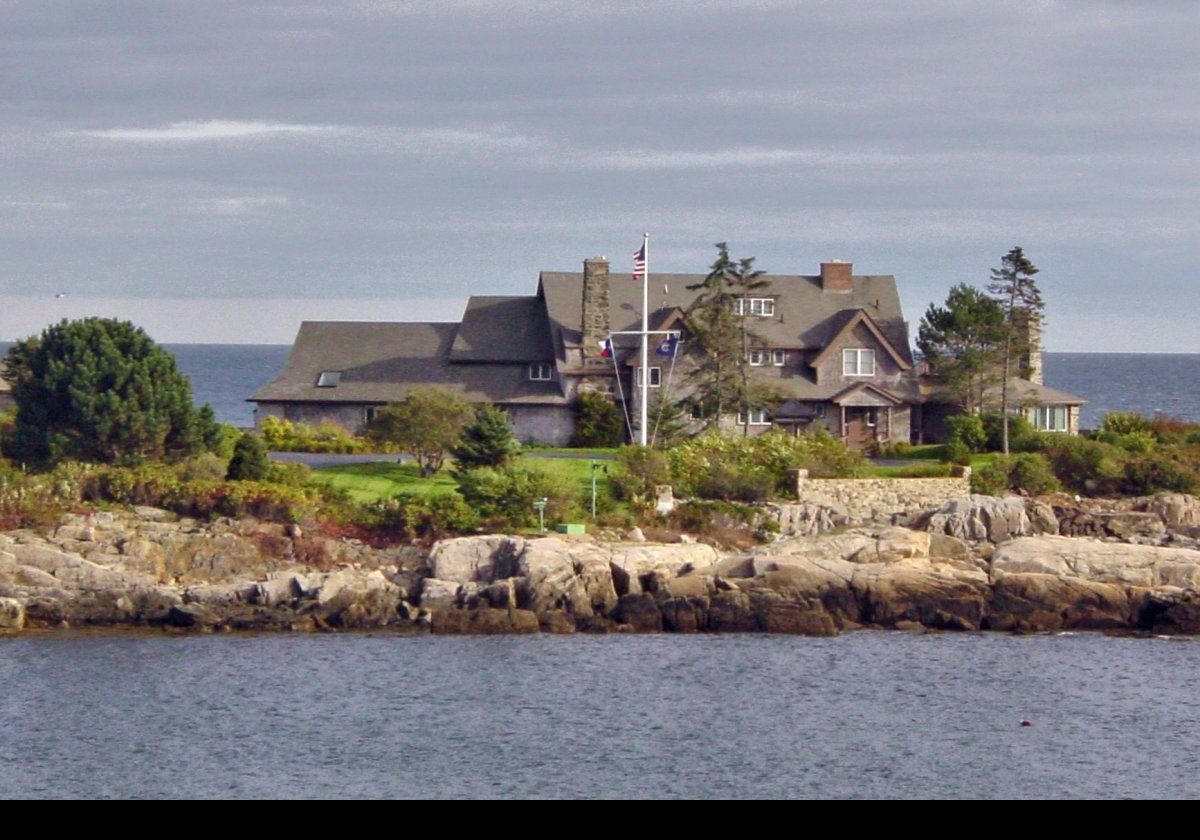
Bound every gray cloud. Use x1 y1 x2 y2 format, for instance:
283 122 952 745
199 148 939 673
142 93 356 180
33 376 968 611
0 0 1197 350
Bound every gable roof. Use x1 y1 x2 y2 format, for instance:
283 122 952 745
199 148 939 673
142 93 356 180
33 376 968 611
250 321 569 406
809 309 913 371
449 295 554 362
537 270 914 364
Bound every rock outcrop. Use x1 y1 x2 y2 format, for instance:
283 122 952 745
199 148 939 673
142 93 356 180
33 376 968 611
9 493 1200 636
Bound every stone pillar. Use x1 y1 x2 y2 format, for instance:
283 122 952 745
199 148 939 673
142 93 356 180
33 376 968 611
581 257 611 370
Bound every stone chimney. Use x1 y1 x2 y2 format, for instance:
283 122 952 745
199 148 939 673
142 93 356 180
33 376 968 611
1019 312 1044 385
820 260 853 292
581 256 611 368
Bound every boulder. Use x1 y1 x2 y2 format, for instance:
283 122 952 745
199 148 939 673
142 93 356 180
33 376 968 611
419 578 463 610
429 535 524 584
991 536 1200 589
986 573 1130 632
920 495 1032 543
0 597 24 630
851 564 988 630
766 502 845 538
431 608 540 635
1149 494 1200 530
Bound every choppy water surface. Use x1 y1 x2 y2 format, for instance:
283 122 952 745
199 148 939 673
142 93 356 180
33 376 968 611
2 632 1198 799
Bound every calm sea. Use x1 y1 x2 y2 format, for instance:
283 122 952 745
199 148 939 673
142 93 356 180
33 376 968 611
2 632 1198 799
1 343 1196 430
3 346 1200 799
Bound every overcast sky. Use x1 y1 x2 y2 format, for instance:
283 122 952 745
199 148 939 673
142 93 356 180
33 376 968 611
2 1 1197 351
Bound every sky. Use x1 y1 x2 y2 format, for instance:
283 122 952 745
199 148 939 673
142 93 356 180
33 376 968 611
1 1 1197 351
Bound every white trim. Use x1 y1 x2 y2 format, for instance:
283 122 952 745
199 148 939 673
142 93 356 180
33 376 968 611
772 349 786 366
528 363 553 381
747 350 766 366
842 348 875 376
732 297 776 317
635 366 662 388
737 407 771 426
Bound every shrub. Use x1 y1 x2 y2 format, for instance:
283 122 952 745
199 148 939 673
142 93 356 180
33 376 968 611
571 392 624 448
982 412 1039 452
1040 436 1124 495
259 416 370 454
1121 452 1200 495
1100 412 1152 436
695 462 773 502
942 439 973 466
945 414 987 453
609 445 669 505
455 464 580 528
226 432 269 481
357 493 479 540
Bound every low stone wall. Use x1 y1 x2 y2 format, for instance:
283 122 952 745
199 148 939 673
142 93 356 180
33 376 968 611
794 468 972 522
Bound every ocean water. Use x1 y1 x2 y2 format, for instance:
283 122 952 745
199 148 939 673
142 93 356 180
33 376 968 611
2 343 1195 430
2 632 1198 799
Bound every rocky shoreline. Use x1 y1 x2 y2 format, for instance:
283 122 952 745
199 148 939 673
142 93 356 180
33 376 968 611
4 493 1200 636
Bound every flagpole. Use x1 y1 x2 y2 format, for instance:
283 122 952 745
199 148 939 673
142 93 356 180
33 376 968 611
639 232 650 447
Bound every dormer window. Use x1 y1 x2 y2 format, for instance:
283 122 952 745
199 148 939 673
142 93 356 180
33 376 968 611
528 363 553 381
316 370 342 388
843 349 875 376
732 298 775 317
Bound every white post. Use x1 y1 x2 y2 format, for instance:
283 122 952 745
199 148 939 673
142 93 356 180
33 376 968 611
639 232 650 447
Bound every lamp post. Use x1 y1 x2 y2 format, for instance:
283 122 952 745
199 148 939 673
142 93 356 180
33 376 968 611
533 497 548 533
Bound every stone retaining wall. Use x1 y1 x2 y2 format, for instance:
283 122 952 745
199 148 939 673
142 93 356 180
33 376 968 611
794 468 972 522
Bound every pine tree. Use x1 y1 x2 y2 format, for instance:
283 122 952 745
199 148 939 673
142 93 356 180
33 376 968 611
917 284 1007 414
684 243 772 435
3 318 204 467
987 247 1044 454
226 432 269 481
451 403 518 469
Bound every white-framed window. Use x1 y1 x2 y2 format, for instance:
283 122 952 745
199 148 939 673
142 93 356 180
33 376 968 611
737 408 771 426
1026 405 1068 432
732 298 776 317
747 350 766 366
364 406 379 424
636 366 662 388
316 370 342 388
529 363 553 381
842 348 876 376
772 350 786 366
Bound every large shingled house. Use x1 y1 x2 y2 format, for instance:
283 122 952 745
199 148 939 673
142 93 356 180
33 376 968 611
250 256 1084 446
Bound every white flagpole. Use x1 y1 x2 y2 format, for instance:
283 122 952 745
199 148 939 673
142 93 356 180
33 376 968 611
639 232 650 447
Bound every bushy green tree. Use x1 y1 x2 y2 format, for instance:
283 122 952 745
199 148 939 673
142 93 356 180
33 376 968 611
571 391 624 447
365 387 473 476
226 432 269 481
451 403 518 469
3 318 207 468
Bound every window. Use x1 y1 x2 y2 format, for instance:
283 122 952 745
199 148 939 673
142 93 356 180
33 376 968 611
316 370 341 388
772 350 786 366
842 348 875 376
529 363 553 381
1026 405 1068 432
737 408 771 425
636 366 661 388
732 298 776 317
364 406 379 424
747 350 766 366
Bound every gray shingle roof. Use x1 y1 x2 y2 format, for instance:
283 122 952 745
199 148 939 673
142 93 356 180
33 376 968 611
537 270 914 365
449 296 554 362
251 321 568 406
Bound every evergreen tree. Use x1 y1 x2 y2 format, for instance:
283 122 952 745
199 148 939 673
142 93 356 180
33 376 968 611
917 284 1007 413
3 318 204 467
684 243 772 435
226 432 269 481
987 247 1044 454
451 403 518 469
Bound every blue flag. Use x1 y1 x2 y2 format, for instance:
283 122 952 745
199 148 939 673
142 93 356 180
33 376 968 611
655 335 678 356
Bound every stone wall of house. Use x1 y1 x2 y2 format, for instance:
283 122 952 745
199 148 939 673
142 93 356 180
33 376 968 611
508 405 575 447
256 401 371 433
794 468 972 521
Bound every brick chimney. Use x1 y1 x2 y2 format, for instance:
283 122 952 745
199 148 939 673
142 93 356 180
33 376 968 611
820 260 853 292
581 256 611 368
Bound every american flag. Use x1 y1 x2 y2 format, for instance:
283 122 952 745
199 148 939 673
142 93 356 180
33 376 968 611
632 243 646 280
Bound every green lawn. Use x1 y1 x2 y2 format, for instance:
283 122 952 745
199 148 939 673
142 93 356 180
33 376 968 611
309 453 612 503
